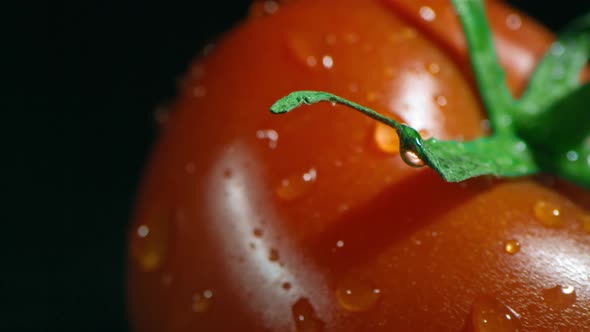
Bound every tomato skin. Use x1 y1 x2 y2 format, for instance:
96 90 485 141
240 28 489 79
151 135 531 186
127 1 590 331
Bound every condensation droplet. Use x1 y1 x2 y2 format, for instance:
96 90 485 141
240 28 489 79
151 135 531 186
434 95 447 107
292 298 325 332
533 200 563 227
336 240 344 248
321 55 333 69
373 122 399 154
324 33 337 46
282 282 292 291
253 228 263 237
566 150 579 161
276 168 318 201
427 63 440 75
551 43 565 57
256 129 279 149
471 296 521 332
402 150 425 167
503 239 521 255
542 285 577 310
192 289 214 313
419 6 436 22
335 279 381 312
193 86 207 98
131 213 170 272
505 13 522 30
269 248 280 261
344 33 359 44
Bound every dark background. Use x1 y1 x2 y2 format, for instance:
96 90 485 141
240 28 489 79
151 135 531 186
7 1 588 331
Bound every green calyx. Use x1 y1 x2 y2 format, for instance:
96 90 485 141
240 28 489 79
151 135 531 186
270 0 590 189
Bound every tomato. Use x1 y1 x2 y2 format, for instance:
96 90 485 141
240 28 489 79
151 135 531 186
127 0 590 331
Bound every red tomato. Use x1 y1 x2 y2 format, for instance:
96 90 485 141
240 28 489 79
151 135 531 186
127 0 590 331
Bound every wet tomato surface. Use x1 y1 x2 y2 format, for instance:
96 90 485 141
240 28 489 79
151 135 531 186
127 0 590 331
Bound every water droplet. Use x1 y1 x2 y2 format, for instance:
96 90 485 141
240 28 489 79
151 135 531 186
503 239 521 255
269 248 280 261
137 225 149 238
282 282 292 291
336 240 344 248
276 168 318 201
471 296 521 332
373 122 399 154
427 63 440 75
321 55 333 69
402 150 425 167
419 6 436 22
335 278 381 312
533 200 563 227
324 34 337 46
434 95 447 107
542 285 577 310
505 13 522 30
256 129 279 149
343 33 359 44
193 85 207 98
263 0 279 14
192 289 214 313
551 43 565 57
291 298 325 332
253 228 263 237
131 213 170 272
566 150 579 161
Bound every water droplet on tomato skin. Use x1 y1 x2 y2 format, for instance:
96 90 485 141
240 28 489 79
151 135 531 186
533 200 563 227
321 55 333 69
335 279 381 312
419 6 436 22
131 213 170 272
542 285 577 310
253 228 263 237
248 0 280 18
505 13 522 31
268 248 280 261
192 289 214 313
256 129 279 149
471 296 521 332
282 282 292 291
276 168 318 201
426 62 440 75
503 239 521 255
291 298 325 332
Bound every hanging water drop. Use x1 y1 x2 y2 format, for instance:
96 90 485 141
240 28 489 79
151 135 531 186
402 150 425 167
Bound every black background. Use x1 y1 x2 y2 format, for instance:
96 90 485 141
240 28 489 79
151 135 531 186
7 1 589 331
